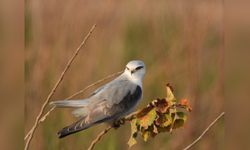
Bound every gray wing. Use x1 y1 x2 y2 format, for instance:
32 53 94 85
92 78 137 103
88 78 142 119
57 78 142 138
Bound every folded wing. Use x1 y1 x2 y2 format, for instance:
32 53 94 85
56 78 142 138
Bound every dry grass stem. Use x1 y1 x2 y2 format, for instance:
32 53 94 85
87 126 112 150
86 109 141 150
183 112 225 150
24 24 96 150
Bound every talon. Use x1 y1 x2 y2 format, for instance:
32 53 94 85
112 121 120 129
112 118 125 129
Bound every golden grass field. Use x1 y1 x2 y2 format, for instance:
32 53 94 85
24 0 226 149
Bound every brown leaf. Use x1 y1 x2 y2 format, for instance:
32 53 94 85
155 113 164 126
127 83 191 147
153 98 169 113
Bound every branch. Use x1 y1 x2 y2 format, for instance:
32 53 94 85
86 111 138 150
182 112 225 150
87 126 113 150
24 24 96 150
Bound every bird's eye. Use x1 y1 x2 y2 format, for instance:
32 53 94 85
135 66 144 70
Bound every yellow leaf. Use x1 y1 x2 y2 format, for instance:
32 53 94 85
165 83 176 102
142 131 150 141
128 136 137 147
128 119 138 147
163 114 172 127
138 108 157 129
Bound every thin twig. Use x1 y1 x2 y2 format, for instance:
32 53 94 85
86 110 139 150
182 112 225 150
87 126 112 150
24 24 96 150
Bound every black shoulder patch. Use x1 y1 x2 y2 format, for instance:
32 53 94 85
109 85 142 118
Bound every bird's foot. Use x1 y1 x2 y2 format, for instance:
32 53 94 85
113 118 125 129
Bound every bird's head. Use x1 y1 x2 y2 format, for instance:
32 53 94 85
124 60 146 81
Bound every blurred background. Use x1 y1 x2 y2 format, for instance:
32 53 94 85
0 0 23 149
24 0 225 150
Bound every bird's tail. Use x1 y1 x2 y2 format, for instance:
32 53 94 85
50 99 90 108
57 116 113 138
57 117 93 138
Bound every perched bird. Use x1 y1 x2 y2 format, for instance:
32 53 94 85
50 60 146 138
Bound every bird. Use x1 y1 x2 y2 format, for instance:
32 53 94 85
50 60 146 138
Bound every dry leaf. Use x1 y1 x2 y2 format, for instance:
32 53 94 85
127 83 191 147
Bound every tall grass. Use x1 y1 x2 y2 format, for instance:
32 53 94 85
25 0 224 149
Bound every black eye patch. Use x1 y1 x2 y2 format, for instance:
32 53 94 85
135 66 144 70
